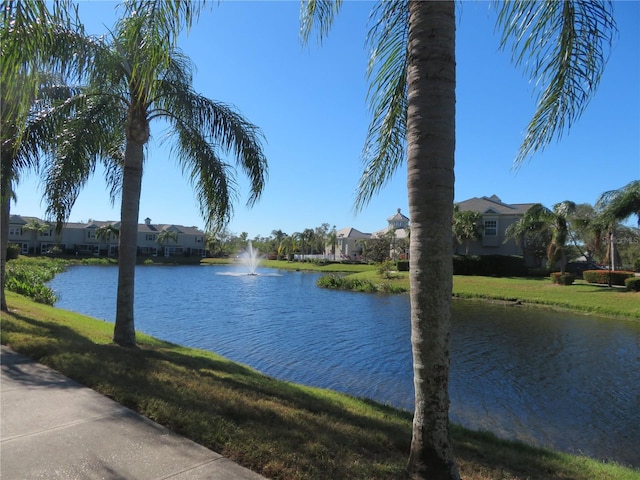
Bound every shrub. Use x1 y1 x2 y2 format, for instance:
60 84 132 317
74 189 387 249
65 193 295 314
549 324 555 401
634 258 640 272
4 258 65 305
528 267 550 278
6 243 20 260
377 260 396 279
396 261 409 271
625 277 640 292
583 270 635 286
453 255 528 276
550 272 575 285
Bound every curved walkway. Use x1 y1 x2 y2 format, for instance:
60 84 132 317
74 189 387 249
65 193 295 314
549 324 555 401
0 345 267 479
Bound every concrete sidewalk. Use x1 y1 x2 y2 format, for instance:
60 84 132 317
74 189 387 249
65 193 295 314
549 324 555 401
0 345 267 479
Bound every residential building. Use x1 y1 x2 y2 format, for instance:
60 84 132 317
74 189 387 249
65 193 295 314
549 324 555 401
333 227 371 261
327 197 536 262
454 195 535 257
371 208 410 260
7 215 207 258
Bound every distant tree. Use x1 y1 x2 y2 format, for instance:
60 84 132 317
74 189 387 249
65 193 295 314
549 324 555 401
95 224 120 242
507 202 576 273
452 206 483 255
596 180 640 270
368 237 391 264
327 226 337 260
156 230 178 247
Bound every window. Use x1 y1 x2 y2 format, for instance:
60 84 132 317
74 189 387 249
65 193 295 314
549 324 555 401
87 230 96 239
9 227 22 236
146 234 156 241
484 220 497 236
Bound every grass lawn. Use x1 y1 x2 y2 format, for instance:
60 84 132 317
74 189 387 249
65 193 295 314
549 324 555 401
2 291 638 480
452 276 640 318
321 268 639 319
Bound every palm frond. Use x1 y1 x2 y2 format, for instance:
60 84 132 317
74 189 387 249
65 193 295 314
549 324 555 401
496 0 617 166
299 0 343 45
356 0 408 211
596 180 640 226
40 92 126 228
155 74 267 208
171 121 235 232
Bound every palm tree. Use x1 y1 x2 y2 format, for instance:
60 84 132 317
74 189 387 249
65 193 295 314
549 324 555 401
271 229 287 259
39 2 268 346
95 223 120 242
22 219 52 253
327 225 337 260
0 0 88 311
452 206 483 255
301 1 615 477
506 202 577 273
156 229 179 257
596 180 640 270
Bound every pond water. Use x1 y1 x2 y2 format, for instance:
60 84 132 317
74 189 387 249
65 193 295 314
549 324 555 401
48 264 640 467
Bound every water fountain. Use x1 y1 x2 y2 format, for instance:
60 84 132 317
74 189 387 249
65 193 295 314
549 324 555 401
240 240 261 275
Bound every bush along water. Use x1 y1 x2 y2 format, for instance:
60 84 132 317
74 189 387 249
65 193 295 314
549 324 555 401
316 274 407 293
4 258 67 305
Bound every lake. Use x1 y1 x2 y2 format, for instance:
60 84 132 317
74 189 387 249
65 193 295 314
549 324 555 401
48 264 640 467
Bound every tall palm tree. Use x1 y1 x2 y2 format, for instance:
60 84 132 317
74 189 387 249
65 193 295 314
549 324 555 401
301 1 615 477
39 1 268 346
0 0 88 311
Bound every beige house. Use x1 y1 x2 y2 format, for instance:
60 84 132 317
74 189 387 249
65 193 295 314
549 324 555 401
8 215 207 258
333 227 371 261
454 195 535 257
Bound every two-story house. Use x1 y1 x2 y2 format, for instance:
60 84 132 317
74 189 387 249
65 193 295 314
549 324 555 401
454 195 535 257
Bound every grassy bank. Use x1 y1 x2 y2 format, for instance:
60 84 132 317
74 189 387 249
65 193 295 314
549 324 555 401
325 269 639 319
1 292 637 480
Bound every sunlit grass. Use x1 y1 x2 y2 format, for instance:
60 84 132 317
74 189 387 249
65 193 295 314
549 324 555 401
2 291 637 480
318 267 639 319
452 276 640 318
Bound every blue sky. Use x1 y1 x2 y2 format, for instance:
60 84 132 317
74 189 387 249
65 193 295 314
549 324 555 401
13 1 640 237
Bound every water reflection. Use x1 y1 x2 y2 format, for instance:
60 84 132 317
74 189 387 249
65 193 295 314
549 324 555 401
48 265 640 467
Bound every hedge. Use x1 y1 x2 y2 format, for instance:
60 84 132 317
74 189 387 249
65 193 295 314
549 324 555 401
625 277 640 292
583 270 635 286
453 255 528 277
550 272 575 285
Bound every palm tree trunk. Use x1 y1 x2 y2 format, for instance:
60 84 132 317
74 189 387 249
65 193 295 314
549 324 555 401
113 137 144 346
405 2 459 479
0 158 11 312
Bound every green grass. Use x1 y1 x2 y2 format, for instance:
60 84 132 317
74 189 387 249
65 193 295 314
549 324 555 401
452 276 640 319
316 268 639 319
2 291 638 480
201 257 374 273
